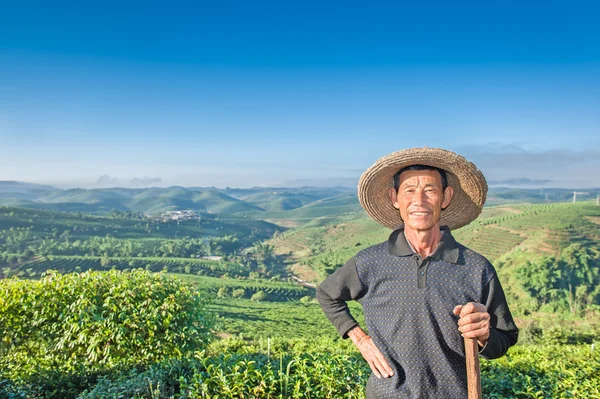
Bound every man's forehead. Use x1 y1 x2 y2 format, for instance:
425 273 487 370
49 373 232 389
398 169 444 186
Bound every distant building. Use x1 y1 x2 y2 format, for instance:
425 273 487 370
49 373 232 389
199 255 222 261
152 210 201 222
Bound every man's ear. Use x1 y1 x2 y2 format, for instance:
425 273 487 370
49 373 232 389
441 186 454 210
389 187 399 209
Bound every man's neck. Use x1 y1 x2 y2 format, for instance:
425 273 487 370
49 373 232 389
404 225 442 258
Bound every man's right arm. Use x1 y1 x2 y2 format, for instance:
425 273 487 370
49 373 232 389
316 256 394 379
315 256 365 338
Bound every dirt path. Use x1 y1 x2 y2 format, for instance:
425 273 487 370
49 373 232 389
585 216 600 225
290 275 317 289
289 263 319 285
495 207 523 214
489 224 529 238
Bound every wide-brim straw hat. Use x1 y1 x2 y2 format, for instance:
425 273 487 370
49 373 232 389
358 147 487 230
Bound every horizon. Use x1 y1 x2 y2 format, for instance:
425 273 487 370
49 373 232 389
1 1 599 188
3 179 600 192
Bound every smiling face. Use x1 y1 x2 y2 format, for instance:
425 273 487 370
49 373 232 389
389 169 454 233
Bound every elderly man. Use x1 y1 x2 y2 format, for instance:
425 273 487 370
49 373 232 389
317 148 518 399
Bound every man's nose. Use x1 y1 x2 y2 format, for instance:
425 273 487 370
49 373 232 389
411 189 426 205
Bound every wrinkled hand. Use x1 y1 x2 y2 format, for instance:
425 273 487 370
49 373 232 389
348 327 394 379
453 302 490 347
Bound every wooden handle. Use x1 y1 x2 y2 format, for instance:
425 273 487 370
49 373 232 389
465 337 482 399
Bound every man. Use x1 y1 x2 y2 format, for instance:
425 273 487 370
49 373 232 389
317 147 518 399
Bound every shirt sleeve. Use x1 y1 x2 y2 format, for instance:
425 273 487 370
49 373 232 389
478 273 519 359
316 256 367 339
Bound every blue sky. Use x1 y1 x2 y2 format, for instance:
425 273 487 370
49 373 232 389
1 1 599 188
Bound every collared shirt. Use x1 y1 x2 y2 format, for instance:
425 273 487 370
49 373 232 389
316 226 519 399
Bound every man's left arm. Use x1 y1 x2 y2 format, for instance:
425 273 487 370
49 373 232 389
454 273 519 360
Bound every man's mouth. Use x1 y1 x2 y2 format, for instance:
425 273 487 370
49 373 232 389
410 211 431 216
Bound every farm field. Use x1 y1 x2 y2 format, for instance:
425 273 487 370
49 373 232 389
11 255 242 278
207 297 363 339
1 198 599 398
272 201 600 282
172 273 313 302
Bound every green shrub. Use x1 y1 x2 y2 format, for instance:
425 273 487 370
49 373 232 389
0 269 216 396
232 288 246 298
250 290 267 301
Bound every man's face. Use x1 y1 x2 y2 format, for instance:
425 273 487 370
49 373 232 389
389 169 454 232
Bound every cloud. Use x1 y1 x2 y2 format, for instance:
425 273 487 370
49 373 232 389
456 144 600 188
96 175 120 185
459 144 600 169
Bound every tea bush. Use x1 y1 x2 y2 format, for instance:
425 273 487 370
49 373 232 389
0 270 216 397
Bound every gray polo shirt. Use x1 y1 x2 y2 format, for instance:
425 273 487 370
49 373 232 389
316 226 518 399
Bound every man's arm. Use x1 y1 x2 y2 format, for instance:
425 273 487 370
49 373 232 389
316 256 394 379
453 273 519 359
315 256 365 338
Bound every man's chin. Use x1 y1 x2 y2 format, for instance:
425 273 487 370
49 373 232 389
405 220 438 231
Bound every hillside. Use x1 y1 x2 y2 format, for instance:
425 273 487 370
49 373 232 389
0 183 356 216
241 192 363 227
1 181 598 220
0 205 281 241
270 201 600 320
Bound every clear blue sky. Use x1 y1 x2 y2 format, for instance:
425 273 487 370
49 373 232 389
1 1 599 188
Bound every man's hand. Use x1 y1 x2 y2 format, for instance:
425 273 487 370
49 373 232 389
453 302 491 347
348 326 394 379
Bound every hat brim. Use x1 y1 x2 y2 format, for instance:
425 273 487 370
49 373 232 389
358 147 487 230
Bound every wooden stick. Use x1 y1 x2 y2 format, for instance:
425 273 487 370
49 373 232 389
465 337 482 399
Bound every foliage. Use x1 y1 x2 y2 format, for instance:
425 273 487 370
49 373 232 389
3 338 598 399
6 255 247 279
207 298 365 340
251 290 267 301
0 270 216 397
516 243 600 314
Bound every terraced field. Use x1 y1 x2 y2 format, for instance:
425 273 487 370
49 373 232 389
207 297 364 338
171 273 312 302
272 201 600 282
11 255 245 278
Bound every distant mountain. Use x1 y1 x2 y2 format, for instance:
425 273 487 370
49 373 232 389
240 192 363 225
239 191 338 212
1 181 597 217
0 181 58 200
0 184 263 215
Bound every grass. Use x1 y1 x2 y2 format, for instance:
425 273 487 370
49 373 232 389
171 273 313 302
207 297 364 339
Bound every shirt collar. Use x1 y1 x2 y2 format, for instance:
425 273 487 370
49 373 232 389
387 225 460 264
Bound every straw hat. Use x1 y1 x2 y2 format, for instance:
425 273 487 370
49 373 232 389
358 147 487 230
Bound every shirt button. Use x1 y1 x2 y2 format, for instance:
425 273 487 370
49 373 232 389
420 271 425 276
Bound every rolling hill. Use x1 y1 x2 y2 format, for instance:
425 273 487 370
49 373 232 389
270 201 600 282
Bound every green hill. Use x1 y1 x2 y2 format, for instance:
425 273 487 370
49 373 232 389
241 193 363 226
0 181 57 200
0 206 280 241
240 192 323 211
0 186 265 215
271 202 600 314
191 191 264 213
